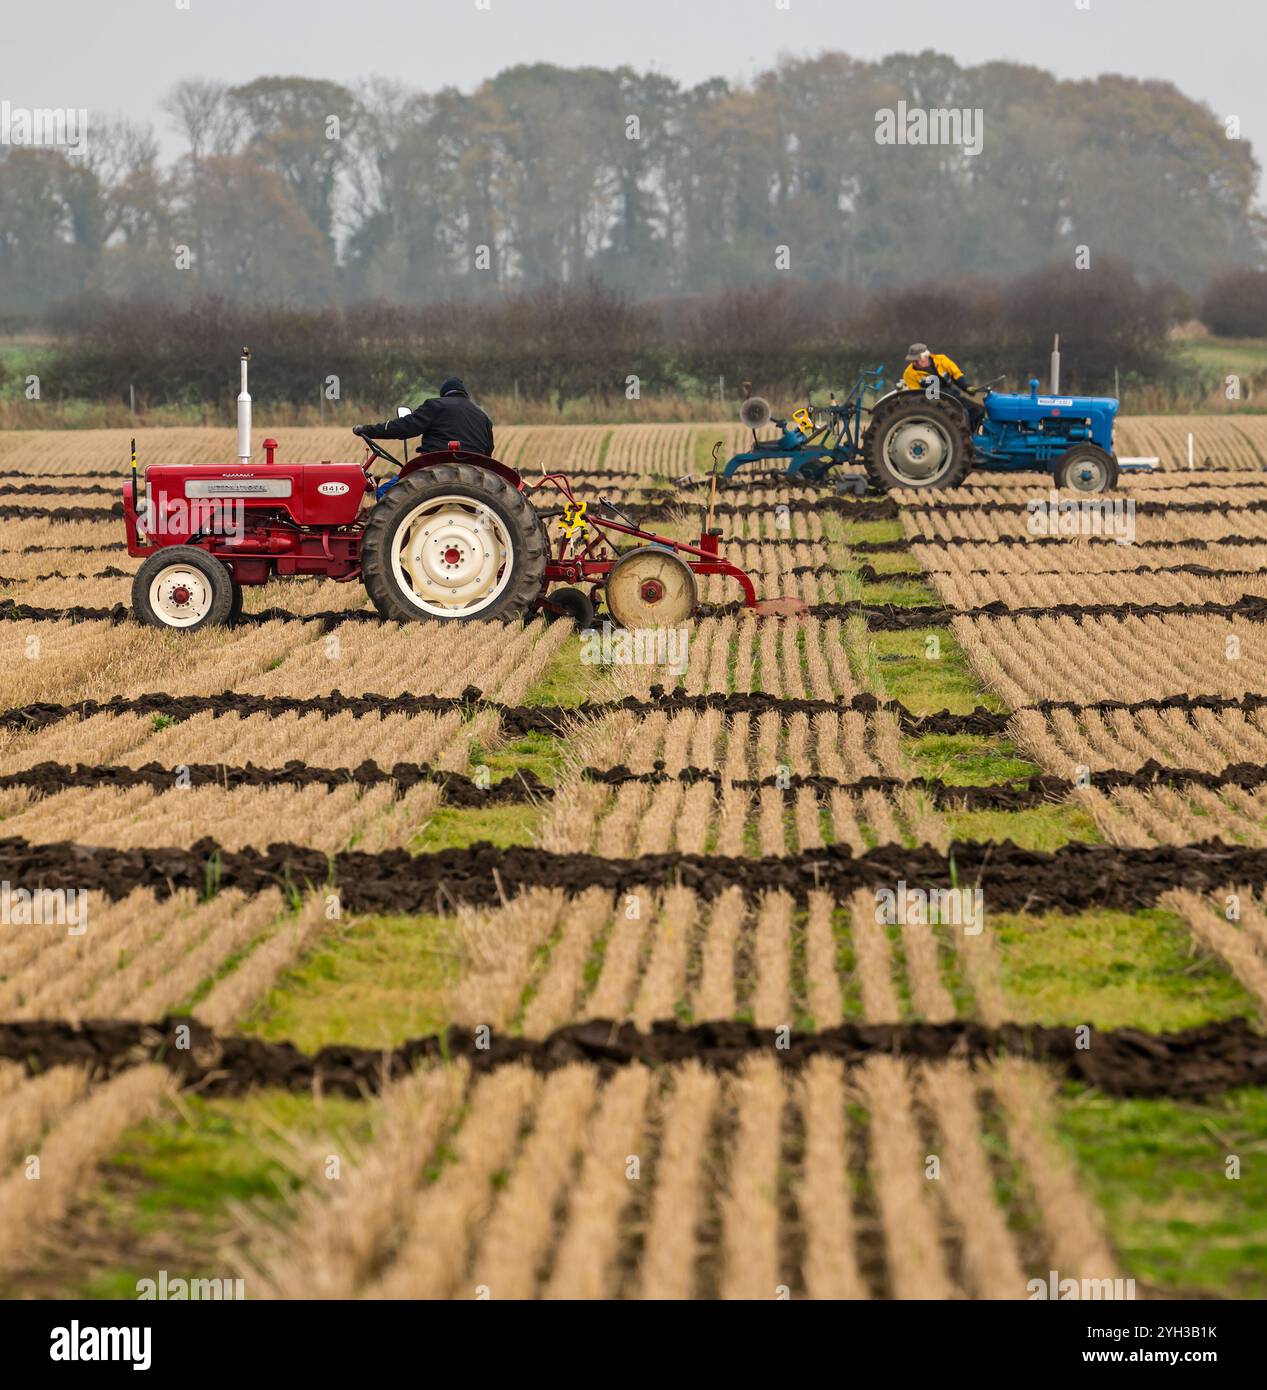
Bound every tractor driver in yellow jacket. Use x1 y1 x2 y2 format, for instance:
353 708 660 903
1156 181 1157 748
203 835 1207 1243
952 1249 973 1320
903 343 985 433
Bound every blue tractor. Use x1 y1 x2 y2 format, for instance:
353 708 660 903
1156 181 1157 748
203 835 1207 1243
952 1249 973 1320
721 370 1127 494
862 375 1123 493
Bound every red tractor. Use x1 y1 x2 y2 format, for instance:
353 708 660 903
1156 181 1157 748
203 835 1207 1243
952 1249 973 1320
124 352 772 631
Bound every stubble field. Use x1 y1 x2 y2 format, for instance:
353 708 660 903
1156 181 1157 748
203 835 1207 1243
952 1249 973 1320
1 419 1265 1300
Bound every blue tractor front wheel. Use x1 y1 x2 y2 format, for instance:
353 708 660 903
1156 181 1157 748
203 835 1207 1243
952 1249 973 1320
1054 444 1119 494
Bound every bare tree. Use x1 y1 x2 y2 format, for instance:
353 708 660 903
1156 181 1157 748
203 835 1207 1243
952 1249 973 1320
161 80 243 168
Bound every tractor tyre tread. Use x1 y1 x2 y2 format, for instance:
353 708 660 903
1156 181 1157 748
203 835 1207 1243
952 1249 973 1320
361 463 547 622
862 394 972 492
860 391 908 483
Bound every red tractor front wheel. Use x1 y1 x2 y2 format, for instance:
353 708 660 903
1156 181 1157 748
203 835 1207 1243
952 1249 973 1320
132 547 236 631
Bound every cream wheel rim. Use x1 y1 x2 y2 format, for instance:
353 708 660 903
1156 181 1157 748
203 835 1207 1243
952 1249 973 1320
1065 457 1109 492
149 564 214 627
885 416 953 483
607 550 695 627
390 493 514 616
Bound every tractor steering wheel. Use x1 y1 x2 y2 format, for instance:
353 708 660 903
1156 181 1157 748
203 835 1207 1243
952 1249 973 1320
359 434 401 468
979 374 1007 393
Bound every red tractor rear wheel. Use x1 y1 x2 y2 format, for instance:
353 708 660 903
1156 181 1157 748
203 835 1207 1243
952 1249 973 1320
360 464 547 622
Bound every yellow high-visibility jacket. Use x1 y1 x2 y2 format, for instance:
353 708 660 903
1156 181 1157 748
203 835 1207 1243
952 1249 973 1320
903 353 965 391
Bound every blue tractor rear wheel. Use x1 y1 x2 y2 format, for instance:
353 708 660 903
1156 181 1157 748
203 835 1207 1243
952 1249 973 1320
862 394 972 491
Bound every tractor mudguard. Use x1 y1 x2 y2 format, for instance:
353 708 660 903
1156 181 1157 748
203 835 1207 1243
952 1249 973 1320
379 449 524 501
401 450 524 491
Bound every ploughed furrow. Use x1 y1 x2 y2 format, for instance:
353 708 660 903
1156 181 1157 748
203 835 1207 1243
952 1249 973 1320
25 684 1267 740
15 833 1267 914
883 533 1267 551
902 494 1267 518
0 748 1228 814
2 540 118 555
231 1055 1120 1300
915 540 1267 577
928 568 1267 612
16 488 1267 533
0 470 131 481
0 757 551 804
698 594 1267 629
3 1015 1263 1102
0 483 117 496
0 504 120 523
904 509 1267 547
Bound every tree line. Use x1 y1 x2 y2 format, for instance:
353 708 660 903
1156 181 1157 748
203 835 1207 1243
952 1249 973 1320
31 259 1195 411
0 51 1262 317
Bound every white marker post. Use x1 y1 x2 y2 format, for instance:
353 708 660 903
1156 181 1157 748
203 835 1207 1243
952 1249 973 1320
237 348 252 465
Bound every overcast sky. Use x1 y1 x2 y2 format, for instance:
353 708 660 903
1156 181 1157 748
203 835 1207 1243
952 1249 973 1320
3 0 1264 193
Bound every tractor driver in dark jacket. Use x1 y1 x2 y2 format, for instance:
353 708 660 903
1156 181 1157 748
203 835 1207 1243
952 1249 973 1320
354 377 495 456
902 344 985 433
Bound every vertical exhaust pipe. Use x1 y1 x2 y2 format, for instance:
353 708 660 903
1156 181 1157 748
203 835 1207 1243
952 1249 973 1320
237 347 252 464
1049 333 1061 395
